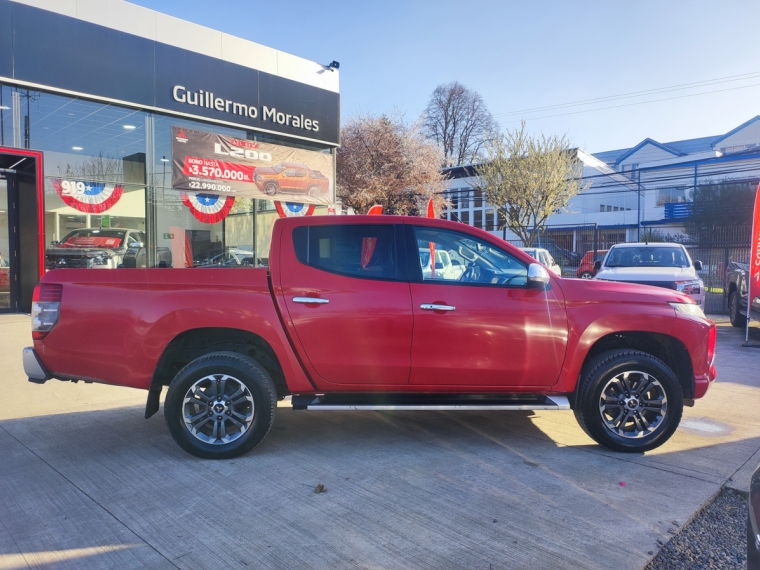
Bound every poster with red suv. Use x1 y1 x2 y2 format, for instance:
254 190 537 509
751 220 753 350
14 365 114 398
171 126 334 205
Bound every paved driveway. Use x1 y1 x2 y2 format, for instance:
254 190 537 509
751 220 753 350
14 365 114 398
0 314 758 569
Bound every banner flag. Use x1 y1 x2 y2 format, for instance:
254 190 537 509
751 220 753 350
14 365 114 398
171 126 334 205
750 181 760 290
52 179 123 213
747 181 760 340
274 202 316 218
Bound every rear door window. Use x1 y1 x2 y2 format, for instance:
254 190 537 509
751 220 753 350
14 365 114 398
293 225 398 280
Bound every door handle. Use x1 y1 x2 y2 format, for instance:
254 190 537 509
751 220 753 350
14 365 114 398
293 297 329 304
420 304 456 311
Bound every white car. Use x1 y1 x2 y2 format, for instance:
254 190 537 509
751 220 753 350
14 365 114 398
519 247 561 275
419 248 465 280
594 242 705 307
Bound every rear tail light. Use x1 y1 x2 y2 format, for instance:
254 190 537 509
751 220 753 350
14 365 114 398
707 324 716 364
32 284 62 340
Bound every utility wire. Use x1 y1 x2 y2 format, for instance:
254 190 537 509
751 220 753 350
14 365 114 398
493 71 760 117
496 82 760 124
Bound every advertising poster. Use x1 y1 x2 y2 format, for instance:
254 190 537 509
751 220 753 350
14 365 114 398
171 126 334 205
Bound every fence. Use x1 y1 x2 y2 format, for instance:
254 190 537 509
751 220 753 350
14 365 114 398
503 223 751 315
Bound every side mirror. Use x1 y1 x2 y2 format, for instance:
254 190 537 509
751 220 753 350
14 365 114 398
594 260 602 271
694 260 703 271
527 263 551 288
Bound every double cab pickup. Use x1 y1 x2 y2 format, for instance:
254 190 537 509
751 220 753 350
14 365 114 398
24 216 716 459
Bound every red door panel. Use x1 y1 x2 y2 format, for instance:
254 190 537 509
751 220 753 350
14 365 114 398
278 223 413 386
409 282 568 387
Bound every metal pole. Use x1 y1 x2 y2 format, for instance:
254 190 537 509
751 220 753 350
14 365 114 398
747 225 756 345
637 169 641 241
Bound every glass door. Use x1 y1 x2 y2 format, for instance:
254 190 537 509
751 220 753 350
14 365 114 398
0 172 11 310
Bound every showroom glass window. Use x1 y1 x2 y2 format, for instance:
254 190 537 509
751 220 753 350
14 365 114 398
0 83 335 271
0 85 149 268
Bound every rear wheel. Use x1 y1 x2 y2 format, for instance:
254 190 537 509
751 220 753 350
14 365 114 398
729 290 746 328
574 349 683 452
308 186 320 198
164 351 276 459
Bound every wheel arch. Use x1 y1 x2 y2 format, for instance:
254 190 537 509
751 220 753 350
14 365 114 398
575 331 694 404
145 327 288 418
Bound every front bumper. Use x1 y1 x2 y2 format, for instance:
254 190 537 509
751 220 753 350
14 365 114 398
23 347 50 383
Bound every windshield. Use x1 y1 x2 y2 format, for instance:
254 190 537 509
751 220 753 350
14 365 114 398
604 246 691 268
58 229 126 248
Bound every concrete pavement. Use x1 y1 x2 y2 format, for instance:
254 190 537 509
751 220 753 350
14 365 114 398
0 314 758 569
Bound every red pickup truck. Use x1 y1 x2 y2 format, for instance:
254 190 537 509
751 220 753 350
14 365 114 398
23 216 716 459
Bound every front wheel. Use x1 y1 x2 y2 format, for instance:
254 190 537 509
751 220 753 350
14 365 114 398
264 182 278 196
574 349 683 453
164 351 276 459
729 290 746 328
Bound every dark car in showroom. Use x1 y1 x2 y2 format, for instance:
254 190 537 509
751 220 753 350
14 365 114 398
46 228 146 269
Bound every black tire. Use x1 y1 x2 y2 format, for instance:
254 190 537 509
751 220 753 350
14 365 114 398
574 349 683 453
729 290 746 328
164 351 276 459
264 182 278 196
580 271 593 279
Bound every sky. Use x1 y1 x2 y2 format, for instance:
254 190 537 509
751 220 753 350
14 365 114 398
132 0 760 154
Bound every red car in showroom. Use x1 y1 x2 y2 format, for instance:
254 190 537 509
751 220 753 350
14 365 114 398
24 216 716 459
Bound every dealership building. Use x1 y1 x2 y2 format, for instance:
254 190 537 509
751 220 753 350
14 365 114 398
0 0 340 312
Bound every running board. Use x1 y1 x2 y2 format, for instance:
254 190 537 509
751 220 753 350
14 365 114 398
292 393 570 411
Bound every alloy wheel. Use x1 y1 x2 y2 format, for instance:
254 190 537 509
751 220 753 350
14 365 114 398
598 370 667 439
182 374 254 445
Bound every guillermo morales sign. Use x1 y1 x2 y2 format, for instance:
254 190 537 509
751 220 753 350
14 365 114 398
172 86 323 134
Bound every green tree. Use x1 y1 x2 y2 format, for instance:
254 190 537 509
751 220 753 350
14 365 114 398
684 179 755 241
471 122 589 246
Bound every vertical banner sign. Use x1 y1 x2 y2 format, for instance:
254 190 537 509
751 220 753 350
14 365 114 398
427 198 436 278
747 181 760 341
171 126 334 206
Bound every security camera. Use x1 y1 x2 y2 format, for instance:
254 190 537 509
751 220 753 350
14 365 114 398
324 60 340 71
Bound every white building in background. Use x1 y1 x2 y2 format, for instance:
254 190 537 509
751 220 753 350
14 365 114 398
444 115 760 249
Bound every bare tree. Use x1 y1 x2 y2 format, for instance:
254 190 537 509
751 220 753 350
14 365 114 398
423 81 498 167
471 122 589 246
337 112 448 216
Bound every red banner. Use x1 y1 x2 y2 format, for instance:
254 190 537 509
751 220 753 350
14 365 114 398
183 156 256 183
171 126 334 205
361 237 377 269
751 182 760 288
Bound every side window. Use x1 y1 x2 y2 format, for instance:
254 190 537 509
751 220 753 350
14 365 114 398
294 168 307 177
293 224 397 280
414 227 527 286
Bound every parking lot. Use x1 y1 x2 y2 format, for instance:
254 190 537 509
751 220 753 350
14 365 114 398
1 314 759 570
